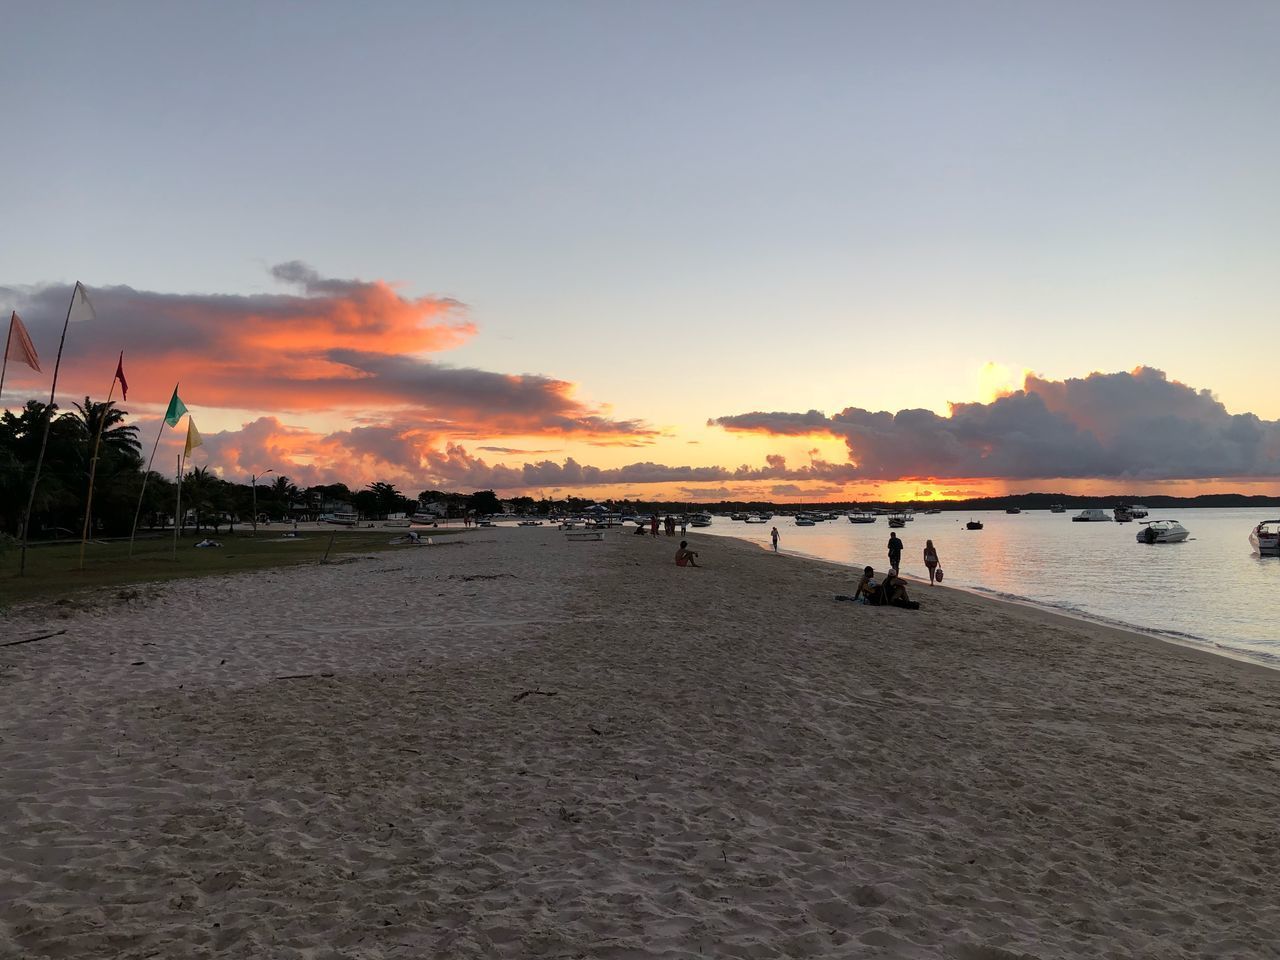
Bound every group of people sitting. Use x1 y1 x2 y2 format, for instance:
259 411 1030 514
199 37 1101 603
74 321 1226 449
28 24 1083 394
850 566 919 609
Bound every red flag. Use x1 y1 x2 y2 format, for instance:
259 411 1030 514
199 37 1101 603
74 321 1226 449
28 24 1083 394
6 312 41 372
114 351 128 401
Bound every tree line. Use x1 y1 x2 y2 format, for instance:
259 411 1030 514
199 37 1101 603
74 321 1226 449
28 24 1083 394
0 399 510 540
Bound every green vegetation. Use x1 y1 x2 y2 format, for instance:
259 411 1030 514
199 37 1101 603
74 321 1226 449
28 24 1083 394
0 529 461 606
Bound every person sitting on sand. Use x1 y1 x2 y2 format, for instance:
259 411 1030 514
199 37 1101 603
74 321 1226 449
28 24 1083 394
675 541 700 567
853 566 879 604
880 570 921 609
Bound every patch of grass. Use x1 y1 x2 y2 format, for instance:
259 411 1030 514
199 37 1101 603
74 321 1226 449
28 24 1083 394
0 529 464 606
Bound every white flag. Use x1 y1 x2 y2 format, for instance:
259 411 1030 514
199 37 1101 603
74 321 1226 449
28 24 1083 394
68 281 96 323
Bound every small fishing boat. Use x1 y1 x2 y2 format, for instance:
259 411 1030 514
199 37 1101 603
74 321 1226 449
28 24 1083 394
1113 504 1135 522
743 514 767 524
320 512 359 526
1249 520 1280 556
848 511 877 524
1072 508 1111 522
795 517 816 526
1136 520 1189 544
517 519 544 526
1050 503 1066 513
966 520 983 530
1005 507 1021 514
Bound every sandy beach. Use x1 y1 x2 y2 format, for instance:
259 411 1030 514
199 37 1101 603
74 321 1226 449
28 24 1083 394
2 527 1279 959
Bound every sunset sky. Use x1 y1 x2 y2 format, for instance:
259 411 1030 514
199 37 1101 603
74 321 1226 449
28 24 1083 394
3 1 1278 502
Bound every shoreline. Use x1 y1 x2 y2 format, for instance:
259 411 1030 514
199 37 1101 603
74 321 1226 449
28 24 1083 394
4 527 1280 957
731 533 1280 677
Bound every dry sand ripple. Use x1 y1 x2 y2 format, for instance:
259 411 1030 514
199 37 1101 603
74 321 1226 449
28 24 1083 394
3 528 1279 958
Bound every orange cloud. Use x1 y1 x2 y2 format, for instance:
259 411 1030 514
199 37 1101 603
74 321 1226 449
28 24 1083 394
4 265 653 443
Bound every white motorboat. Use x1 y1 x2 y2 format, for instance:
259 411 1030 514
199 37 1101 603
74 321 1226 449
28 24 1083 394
1249 520 1280 556
1136 520 1189 544
517 519 544 526
1071 508 1111 522
689 513 713 528
795 517 816 526
743 514 767 524
1129 505 1149 518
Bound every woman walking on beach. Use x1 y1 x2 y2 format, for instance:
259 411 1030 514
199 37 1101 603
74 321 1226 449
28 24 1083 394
923 539 940 584
770 526 779 552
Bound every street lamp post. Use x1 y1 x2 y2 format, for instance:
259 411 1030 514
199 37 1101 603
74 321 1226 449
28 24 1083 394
251 469 274 536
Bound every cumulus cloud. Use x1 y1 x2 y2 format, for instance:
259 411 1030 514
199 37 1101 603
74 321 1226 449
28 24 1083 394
712 368 1280 481
1 264 652 442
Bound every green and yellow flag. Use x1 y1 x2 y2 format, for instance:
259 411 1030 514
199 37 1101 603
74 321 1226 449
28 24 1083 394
164 386 187 427
184 419 202 457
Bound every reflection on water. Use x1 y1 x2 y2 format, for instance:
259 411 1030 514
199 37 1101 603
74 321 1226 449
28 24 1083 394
700 509 1280 668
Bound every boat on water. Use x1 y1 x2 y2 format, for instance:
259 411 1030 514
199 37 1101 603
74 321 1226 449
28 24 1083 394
743 514 767 524
1050 504 1066 513
1113 504 1135 522
795 517 816 526
1130 505 1149 519
1072 508 1111 522
1249 520 1280 555
320 512 359 526
966 520 983 530
1005 507 1021 514
689 513 713 528
887 515 907 528
730 512 748 521
925 508 942 515
848 511 877 524
517 519 544 526
1136 520 1189 544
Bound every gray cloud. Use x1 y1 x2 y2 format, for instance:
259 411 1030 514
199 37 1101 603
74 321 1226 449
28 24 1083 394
713 368 1280 480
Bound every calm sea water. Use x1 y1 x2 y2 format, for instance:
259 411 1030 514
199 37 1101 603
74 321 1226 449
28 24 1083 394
699 508 1280 669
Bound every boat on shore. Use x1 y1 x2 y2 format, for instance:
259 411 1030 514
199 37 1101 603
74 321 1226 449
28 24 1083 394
1249 520 1279 555
320 512 359 526
1072 509 1111 522
1136 520 1189 544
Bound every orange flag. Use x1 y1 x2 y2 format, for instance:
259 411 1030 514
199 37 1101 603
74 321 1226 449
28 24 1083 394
5 312 41 372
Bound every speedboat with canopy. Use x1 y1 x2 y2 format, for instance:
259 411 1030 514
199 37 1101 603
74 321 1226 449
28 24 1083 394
1249 520 1279 556
1136 520 1189 544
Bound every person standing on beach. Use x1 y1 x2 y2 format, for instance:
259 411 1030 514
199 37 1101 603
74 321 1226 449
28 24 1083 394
650 513 660 537
887 531 903 572
771 526 779 552
923 539 940 584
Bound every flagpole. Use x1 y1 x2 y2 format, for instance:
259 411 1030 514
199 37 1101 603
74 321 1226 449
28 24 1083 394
78 373 120 571
173 451 186 561
128 418 168 558
0 314 12 402
18 284 80 577
128 383 180 558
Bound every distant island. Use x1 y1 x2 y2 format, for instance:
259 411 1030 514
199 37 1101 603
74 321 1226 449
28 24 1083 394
597 492 1280 513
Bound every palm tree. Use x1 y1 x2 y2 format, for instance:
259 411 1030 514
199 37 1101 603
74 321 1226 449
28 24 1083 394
70 397 141 458
270 474 299 501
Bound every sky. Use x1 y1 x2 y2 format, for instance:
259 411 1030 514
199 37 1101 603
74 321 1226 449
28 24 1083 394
3 0 1279 502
